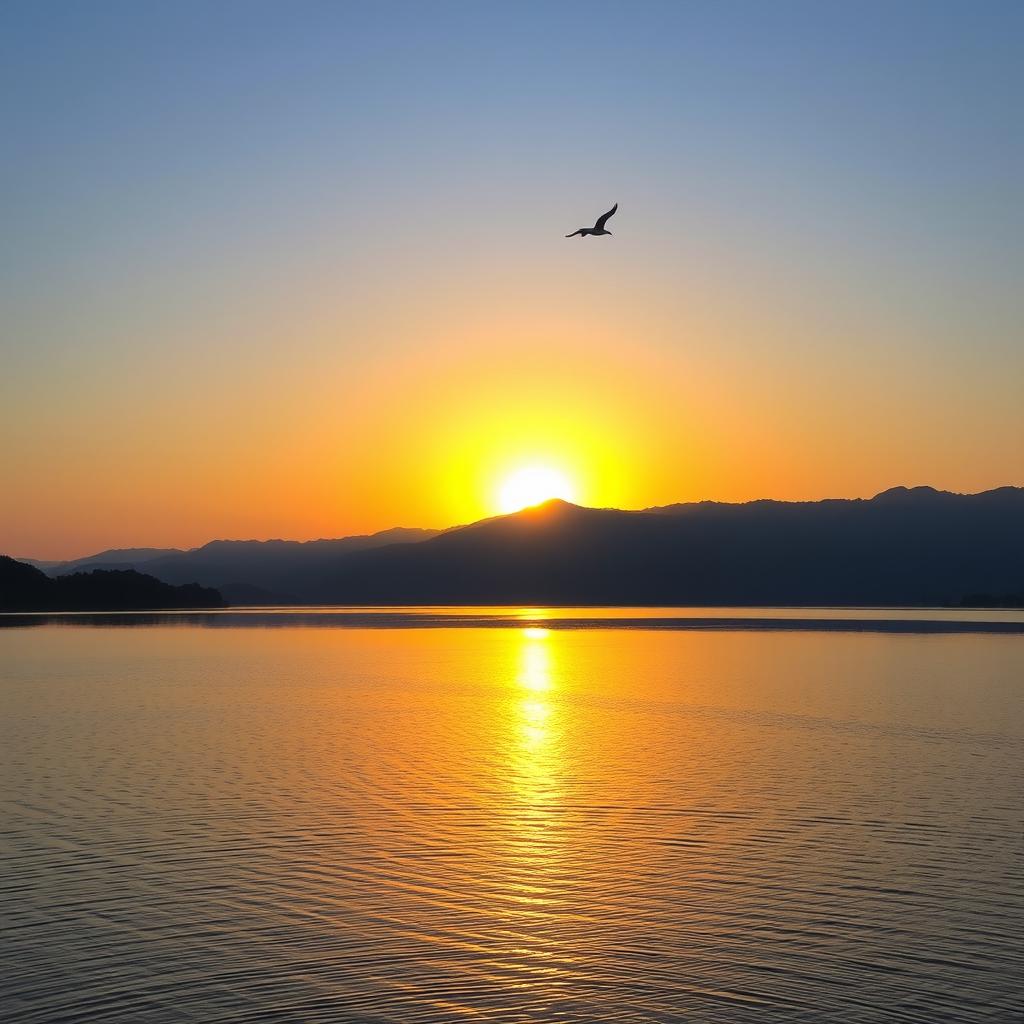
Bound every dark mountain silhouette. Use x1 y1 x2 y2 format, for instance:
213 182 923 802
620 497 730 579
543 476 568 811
11 487 1021 607
22 547 184 576
16 557 66 572
1 556 53 608
128 527 439 597
955 591 1024 609
296 486 1024 606
217 582 292 606
28 528 439 598
0 557 225 611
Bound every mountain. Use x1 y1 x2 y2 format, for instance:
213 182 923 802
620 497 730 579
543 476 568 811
35 528 439 599
16 558 66 572
216 582 290 606
10 487 1021 607
130 527 439 599
297 486 1024 606
0 557 225 611
1 556 53 608
34 547 184 576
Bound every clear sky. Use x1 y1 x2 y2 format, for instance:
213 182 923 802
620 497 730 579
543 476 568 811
2 1 1022 558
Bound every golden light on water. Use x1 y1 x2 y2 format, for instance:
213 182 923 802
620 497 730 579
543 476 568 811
519 630 553 694
498 625 566 903
514 626 557 765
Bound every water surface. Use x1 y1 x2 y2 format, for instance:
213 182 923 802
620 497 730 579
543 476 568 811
2 613 1021 1021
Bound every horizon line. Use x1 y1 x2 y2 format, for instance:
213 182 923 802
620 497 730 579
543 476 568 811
11 482 1022 565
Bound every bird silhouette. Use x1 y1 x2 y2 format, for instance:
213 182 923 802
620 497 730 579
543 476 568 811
566 203 618 238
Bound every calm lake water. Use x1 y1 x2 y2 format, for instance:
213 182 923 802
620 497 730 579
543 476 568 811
2 610 1022 1022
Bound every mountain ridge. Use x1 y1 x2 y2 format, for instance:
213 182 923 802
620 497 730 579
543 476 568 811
0 557 224 611
8 486 1022 607
297 486 1024 606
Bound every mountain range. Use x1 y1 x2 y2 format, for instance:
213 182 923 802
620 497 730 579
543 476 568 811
9 486 1023 608
0 557 225 612
22 528 439 604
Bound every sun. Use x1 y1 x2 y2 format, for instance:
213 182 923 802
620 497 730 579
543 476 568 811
497 466 577 514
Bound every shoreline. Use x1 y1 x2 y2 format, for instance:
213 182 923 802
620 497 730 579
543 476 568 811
3 608 1024 634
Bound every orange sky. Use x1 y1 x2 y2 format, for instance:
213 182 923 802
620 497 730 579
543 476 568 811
4 275 1020 559
2 4 1021 559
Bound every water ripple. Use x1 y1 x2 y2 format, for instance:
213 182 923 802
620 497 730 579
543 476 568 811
1 623 1022 1022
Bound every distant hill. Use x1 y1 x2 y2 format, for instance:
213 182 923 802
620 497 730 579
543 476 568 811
297 486 1024 606
31 528 439 598
216 582 294 606
16 558 66 572
129 528 439 598
0 557 225 612
11 487 1022 607
1 556 53 608
23 547 184 576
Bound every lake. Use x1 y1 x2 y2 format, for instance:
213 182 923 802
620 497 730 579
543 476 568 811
2 610 1022 1022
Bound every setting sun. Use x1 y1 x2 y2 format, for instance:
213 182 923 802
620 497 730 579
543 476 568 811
497 466 577 514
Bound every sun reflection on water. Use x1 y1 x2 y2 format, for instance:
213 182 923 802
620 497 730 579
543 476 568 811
509 626 562 812
496 624 567 955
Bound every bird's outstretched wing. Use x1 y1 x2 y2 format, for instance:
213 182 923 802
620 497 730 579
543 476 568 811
593 203 618 231
565 229 585 237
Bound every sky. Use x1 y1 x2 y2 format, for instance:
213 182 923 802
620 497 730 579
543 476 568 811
2 1 1022 558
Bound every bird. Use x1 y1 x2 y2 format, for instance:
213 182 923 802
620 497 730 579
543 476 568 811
565 203 618 238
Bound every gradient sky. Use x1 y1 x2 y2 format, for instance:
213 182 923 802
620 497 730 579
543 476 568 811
2 1 1022 558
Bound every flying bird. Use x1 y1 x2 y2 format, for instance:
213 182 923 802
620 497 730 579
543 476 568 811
566 203 618 238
